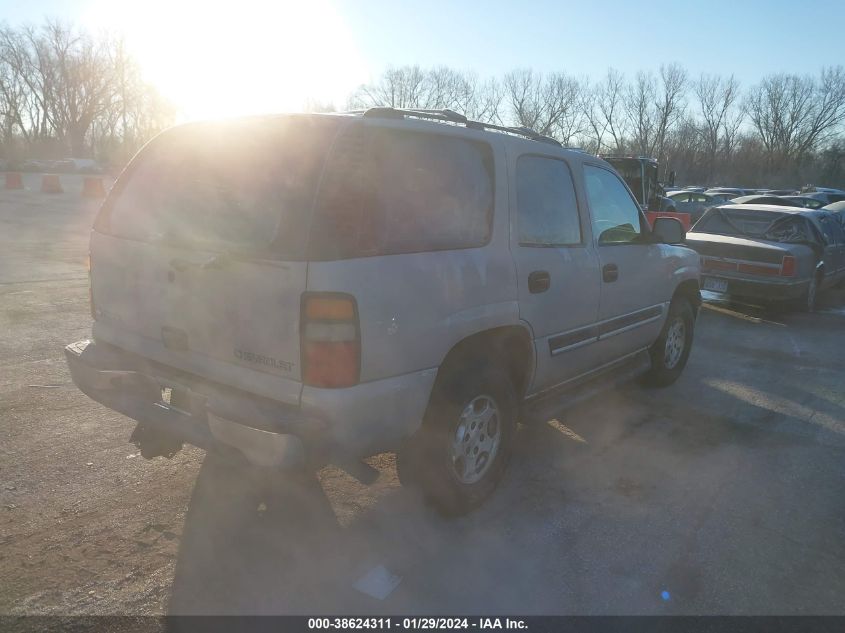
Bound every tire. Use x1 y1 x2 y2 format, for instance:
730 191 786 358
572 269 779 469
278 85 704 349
645 298 695 387
795 272 820 313
399 362 517 516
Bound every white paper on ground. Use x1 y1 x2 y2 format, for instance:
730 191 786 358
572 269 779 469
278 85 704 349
352 565 402 600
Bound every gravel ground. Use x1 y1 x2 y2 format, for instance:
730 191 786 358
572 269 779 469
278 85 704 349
1 175 844 616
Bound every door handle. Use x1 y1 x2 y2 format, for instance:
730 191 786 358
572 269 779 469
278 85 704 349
602 263 618 283
528 270 551 294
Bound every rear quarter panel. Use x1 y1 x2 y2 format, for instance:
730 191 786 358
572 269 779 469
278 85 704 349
305 133 521 383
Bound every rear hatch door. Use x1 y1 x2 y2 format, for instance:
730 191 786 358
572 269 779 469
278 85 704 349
90 116 341 403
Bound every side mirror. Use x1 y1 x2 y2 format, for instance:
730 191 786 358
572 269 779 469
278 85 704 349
652 217 685 244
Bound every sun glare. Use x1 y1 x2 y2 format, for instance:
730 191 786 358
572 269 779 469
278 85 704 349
84 0 368 120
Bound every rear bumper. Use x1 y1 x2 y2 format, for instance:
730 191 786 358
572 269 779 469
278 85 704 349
65 339 436 466
65 340 306 467
702 275 809 300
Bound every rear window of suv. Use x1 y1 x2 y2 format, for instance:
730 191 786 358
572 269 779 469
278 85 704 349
97 118 494 261
307 124 494 259
96 116 340 258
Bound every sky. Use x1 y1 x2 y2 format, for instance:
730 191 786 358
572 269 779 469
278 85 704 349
2 0 844 121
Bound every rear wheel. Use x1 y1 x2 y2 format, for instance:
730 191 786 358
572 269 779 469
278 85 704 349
645 298 695 387
795 272 820 312
397 363 517 515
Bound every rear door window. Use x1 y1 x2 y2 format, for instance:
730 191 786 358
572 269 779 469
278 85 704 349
308 125 494 259
516 155 582 246
97 117 339 259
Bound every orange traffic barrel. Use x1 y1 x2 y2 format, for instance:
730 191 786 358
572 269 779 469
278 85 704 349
82 177 106 198
5 172 23 189
41 174 63 193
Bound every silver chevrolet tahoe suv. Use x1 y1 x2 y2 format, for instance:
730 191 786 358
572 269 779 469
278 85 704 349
65 108 700 514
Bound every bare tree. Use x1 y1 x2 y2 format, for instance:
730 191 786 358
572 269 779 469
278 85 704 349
653 64 688 165
695 73 742 181
503 68 584 140
747 67 845 173
625 70 656 156
625 64 687 169
583 68 627 153
0 20 174 164
348 65 502 123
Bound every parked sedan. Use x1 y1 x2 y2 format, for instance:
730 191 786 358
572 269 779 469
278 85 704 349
730 195 802 207
686 204 845 311
667 191 731 223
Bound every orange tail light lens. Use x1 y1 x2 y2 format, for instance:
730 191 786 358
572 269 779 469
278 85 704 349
301 294 360 388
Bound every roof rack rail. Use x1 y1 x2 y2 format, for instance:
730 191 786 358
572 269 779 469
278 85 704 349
363 107 468 124
360 107 562 147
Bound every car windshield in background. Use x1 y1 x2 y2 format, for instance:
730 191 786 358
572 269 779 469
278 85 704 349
99 117 340 258
694 207 816 243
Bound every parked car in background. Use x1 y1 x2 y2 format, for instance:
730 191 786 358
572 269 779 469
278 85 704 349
686 204 845 311
704 189 743 200
822 201 845 228
799 191 845 206
64 109 701 515
730 195 803 207
802 186 845 196
667 190 731 223
765 189 800 196
682 186 707 192
704 187 752 198
780 195 826 209
703 191 740 203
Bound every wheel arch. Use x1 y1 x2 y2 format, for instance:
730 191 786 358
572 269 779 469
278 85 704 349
672 279 702 313
433 325 535 400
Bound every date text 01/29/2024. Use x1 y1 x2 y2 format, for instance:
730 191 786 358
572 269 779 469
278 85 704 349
307 618 528 630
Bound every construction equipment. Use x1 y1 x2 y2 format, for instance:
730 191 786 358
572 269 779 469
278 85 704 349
601 155 691 230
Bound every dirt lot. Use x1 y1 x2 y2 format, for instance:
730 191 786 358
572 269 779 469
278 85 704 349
2 174 845 616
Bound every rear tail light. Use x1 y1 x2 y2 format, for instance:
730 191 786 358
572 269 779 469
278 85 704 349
780 255 796 277
301 294 360 388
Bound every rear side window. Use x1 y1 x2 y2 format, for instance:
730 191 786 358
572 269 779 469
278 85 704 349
308 125 494 259
516 156 581 246
97 117 339 258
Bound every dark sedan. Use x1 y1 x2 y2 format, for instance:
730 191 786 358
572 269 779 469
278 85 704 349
686 204 845 311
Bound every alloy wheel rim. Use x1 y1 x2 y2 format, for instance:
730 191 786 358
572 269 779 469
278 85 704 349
450 395 501 485
664 317 686 369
